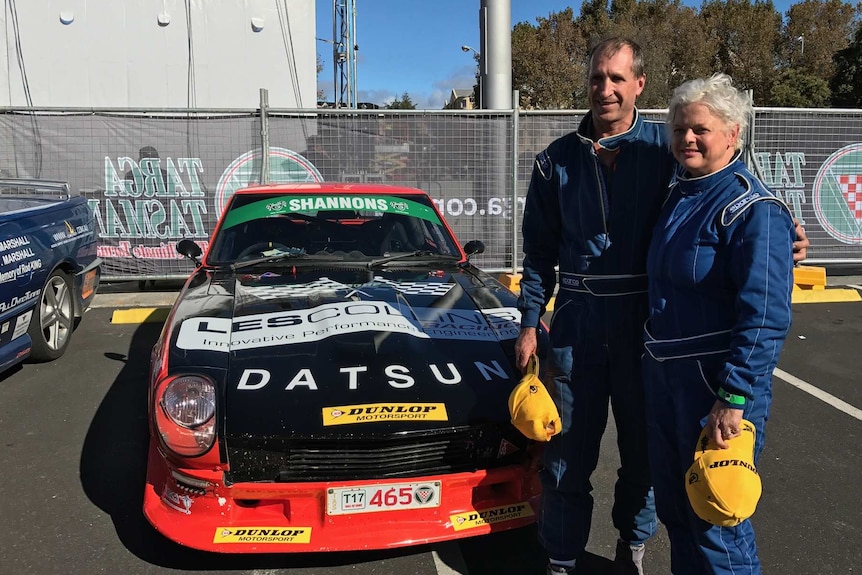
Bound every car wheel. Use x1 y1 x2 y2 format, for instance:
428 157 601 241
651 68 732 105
27 269 75 362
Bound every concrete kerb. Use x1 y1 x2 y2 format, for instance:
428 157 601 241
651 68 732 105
91 291 177 324
91 291 178 309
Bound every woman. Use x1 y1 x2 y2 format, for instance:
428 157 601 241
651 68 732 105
642 73 795 574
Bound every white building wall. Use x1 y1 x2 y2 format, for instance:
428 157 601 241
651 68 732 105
1 0 317 109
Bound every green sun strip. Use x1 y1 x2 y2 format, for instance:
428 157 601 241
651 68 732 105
221 195 441 229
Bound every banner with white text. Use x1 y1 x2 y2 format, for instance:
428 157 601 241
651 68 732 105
0 108 859 279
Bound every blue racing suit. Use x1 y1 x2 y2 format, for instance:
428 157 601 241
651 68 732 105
517 110 676 562
643 156 794 574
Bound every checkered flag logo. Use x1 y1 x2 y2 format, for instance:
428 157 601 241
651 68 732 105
371 276 454 296
414 486 435 504
242 277 351 299
837 174 862 220
241 277 453 299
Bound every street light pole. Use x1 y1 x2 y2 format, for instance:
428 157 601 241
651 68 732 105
461 45 482 109
479 0 511 111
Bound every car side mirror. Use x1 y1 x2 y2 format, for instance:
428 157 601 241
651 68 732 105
463 240 485 258
177 239 203 266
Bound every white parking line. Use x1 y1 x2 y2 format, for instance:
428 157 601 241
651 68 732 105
432 541 470 574
773 368 862 421
846 284 862 291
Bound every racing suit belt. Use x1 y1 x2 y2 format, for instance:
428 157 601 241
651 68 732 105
643 320 732 361
558 272 648 296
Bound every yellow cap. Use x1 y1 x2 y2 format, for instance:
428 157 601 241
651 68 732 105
507 355 561 442
685 420 762 527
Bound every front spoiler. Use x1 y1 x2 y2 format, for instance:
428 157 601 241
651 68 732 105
143 440 541 553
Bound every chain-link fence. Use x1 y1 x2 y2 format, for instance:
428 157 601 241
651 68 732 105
751 109 862 263
1 105 860 280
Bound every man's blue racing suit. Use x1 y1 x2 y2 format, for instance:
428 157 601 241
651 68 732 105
517 109 676 561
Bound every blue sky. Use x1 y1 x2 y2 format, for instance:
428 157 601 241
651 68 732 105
314 0 796 109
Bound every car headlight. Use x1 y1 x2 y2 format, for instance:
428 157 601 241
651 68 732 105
162 376 215 427
155 375 216 457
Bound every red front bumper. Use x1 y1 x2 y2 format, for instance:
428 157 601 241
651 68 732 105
143 441 542 553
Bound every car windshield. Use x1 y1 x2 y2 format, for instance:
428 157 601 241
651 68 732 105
207 192 462 266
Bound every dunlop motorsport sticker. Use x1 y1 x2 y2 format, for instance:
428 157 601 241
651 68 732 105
322 403 448 426
213 527 312 544
176 301 521 352
450 502 535 531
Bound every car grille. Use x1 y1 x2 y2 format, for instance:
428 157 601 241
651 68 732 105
225 425 527 483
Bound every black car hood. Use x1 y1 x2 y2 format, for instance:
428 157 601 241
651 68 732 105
169 264 524 439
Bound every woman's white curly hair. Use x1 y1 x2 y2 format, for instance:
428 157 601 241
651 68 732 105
667 73 752 150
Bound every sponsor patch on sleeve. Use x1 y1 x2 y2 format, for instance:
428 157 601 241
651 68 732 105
536 150 552 181
721 179 788 226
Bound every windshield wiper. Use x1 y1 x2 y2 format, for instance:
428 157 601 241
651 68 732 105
367 250 458 269
230 251 308 271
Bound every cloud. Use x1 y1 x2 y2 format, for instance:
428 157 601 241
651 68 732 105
358 88 397 107
319 63 479 110
372 65 478 109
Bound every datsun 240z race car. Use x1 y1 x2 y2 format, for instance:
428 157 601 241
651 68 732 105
144 183 548 552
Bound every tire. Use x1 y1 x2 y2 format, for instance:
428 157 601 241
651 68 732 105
27 270 75 362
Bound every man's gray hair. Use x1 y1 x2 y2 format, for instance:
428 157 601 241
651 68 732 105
667 73 751 150
589 37 645 78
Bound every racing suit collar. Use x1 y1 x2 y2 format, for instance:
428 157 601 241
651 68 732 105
576 108 643 151
676 152 745 195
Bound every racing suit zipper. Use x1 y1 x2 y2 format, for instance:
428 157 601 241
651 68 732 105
591 153 610 237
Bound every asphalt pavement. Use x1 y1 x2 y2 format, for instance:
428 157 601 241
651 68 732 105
0 281 860 574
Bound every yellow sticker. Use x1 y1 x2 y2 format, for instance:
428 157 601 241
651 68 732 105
450 502 535 531
213 527 312 544
322 403 448 426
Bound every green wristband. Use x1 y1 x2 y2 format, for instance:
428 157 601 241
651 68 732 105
717 387 746 406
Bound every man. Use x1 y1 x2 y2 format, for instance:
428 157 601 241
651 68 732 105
515 38 807 575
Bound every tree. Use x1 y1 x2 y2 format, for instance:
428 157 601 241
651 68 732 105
770 67 830 106
386 92 417 109
316 54 325 102
607 0 714 107
830 23 862 107
784 0 860 81
512 8 588 109
578 0 614 41
509 0 857 110
699 0 783 105
510 1 716 110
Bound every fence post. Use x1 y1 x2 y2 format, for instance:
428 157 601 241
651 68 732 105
511 89 520 275
744 89 760 178
260 88 270 184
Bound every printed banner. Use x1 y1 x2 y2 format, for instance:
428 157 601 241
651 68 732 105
0 110 860 278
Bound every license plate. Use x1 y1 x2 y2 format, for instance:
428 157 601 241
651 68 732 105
326 481 441 516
